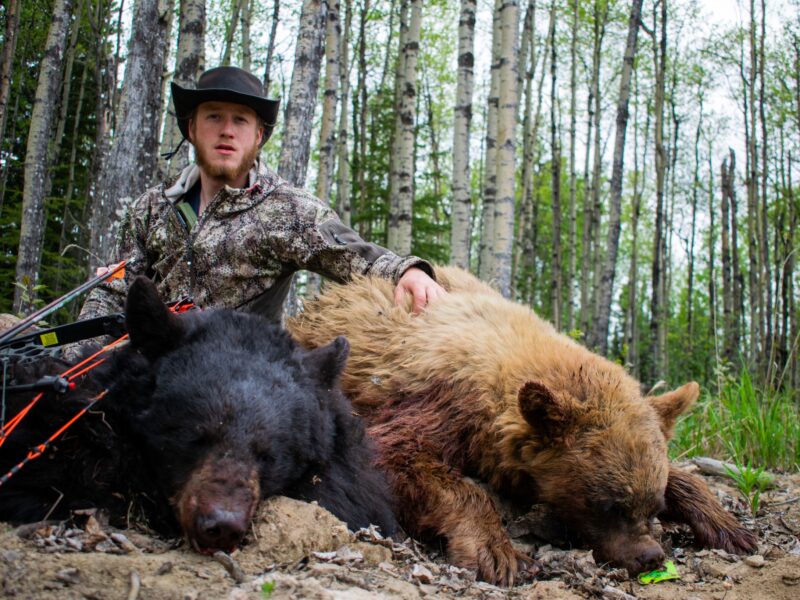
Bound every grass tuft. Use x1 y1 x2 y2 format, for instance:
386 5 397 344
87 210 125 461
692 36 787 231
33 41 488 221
670 369 800 472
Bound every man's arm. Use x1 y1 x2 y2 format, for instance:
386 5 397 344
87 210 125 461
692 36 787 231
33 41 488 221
290 199 445 313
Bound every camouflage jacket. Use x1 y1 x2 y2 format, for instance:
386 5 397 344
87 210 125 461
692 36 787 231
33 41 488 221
79 160 431 323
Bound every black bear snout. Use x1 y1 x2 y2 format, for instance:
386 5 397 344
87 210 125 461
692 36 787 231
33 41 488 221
194 508 249 551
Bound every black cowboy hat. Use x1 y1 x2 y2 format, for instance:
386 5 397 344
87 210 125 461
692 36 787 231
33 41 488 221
171 66 280 146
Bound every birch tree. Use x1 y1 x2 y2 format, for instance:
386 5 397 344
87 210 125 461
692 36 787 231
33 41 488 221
478 0 501 281
277 0 327 187
589 0 644 352
449 0 477 269
89 0 171 268
160 0 206 180
387 0 422 255
13 0 75 312
315 1 342 204
491 0 519 298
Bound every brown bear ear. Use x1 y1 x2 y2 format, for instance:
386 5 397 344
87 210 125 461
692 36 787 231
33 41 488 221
647 381 700 438
302 336 350 390
125 276 185 360
518 381 578 445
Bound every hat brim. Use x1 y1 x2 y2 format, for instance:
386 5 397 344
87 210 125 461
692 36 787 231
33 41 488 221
171 82 280 146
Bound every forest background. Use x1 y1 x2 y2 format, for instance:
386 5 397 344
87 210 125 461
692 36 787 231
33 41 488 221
1 0 798 469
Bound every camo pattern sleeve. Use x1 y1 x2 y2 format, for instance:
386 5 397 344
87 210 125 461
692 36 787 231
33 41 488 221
264 182 434 284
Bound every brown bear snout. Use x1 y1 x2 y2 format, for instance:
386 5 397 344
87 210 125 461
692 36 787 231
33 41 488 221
596 534 665 575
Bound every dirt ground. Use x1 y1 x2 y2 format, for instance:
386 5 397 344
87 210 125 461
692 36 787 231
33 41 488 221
1 462 798 600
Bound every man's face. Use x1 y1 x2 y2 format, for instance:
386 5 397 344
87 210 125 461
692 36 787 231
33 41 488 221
189 101 264 184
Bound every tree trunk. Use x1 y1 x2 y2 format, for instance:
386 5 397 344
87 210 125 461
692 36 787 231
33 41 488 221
315 0 341 205
687 93 703 349
241 0 253 71
335 0 352 227
387 0 421 255
88 0 171 269
646 0 668 380
513 0 537 299
579 0 607 332
566 0 578 330
160 0 206 180
277 0 327 187
547 1 561 327
490 0 519 298
221 0 244 67
590 0 643 353
479 0 502 281
0 0 20 147
449 0 477 269
13 0 75 313
263 0 280 93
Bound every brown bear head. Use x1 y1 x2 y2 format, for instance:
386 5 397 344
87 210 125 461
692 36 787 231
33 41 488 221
514 379 699 574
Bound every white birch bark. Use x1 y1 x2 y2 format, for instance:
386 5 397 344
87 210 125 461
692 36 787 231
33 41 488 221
89 0 171 268
315 1 341 204
160 0 205 180
490 0 519 298
278 0 327 187
449 0 477 269
13 0 75 312
478 0 501 281
387 0 421 255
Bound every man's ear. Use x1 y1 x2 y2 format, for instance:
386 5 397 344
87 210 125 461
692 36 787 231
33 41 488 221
647 382 700 439
125 277 185 360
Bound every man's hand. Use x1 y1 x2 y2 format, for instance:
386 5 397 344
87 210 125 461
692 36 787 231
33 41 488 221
394 267 446 314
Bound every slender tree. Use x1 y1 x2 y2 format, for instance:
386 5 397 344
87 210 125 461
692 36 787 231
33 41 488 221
13 0 76 312
490 0 519 297
387 0 422 255
0 0 20 146
278 0 327 187
478 0 501 281
160 0 206 179
315 0 341 204
335 0 352 227
590 0 644 352
449 0 477 269
548 0 562 328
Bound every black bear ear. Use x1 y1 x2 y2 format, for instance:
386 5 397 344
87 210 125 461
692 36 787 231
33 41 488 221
302 336 350 389
125 276 185 360
518 381 579 445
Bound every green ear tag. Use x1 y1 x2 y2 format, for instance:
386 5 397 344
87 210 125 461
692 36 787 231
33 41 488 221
638 560 680 585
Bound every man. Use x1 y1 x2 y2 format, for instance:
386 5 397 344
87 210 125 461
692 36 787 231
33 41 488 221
79 66 444 327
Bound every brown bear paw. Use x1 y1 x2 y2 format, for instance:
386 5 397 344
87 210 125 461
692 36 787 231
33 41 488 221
697 519 758 555
448 529 534 586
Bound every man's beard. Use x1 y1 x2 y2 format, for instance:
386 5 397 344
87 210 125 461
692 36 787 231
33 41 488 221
195 140 260 185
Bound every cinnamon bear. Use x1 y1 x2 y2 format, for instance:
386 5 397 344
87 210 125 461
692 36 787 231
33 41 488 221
288 266 756 585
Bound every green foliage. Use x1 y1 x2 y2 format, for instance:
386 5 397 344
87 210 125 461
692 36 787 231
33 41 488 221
260 580 275 598
723 460 771 517
671 369 800 472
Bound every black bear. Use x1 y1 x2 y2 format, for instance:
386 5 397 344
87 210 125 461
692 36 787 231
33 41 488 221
0 277 396 553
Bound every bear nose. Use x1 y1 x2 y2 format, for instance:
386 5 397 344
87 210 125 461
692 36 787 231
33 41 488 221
195 509 248 551
636 544 665 573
